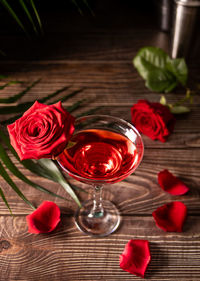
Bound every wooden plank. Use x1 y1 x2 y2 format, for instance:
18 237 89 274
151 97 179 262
0 62 199 139
0 145 199 215
0 215 200 281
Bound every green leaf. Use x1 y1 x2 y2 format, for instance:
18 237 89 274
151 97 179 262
22 159 56 181
0 0 28 35
0 129 64 184
0 142 68 201
70 0 83 15
29 0 43 33
0 102 34 114
0 75 7 79
166 58 188 86
145 69 177 93
70 0 94 16
133 46 188 93
0 85 82 124
37 159 82 207
0 81 23 91
170 105 190 114
19 0 38 35
0 184 12 214
133 46 168 81
0 160 35 209
82 0 94 16
0 79 38 103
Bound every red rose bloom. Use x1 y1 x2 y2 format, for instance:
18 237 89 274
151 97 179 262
158 169 189 195
152 201 187 232
120 240 151 278
131 100 175 142
26 201 60 234
7 101 74 160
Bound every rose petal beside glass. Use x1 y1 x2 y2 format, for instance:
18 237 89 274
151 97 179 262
131 100 175 142
152 201 187 232
120 239 151 278
7 101 75 160
26 201 61 234
158 169 189 195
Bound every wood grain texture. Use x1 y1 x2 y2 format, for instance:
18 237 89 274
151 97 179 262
0 216 200 281
0 5 200 280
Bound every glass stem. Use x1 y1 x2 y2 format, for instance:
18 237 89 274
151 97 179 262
90 185 104 218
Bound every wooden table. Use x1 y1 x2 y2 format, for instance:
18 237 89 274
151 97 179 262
0 2 200 280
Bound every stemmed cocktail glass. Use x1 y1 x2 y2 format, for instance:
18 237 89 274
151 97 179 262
57 115 144 237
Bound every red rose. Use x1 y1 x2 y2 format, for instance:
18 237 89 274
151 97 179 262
131 100 175 142
120 240 151 278
26 201 61 234
7 101 74 160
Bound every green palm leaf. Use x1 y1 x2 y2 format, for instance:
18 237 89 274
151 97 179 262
0 129 86 195
0 0 42 35
0 129 56 181
0 81 23 91
0 160 35 209
38 159 82 208
0 79 96 211
0 0 27 35
19 0 38 34
29 0 43 33
0 85 82 125
82 0 94 16
0 142 68 201
0 184 12 214
70 0 83 15
0 79 39 103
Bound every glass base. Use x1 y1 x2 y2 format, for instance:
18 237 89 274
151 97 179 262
75 200 121 237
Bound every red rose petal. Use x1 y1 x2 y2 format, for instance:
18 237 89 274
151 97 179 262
120 240 151 278
152 201 187 232
158 169 189 195
26 201 61 234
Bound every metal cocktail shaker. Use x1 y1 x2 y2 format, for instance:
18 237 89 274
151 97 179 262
154 0 172 32
171 0 200 59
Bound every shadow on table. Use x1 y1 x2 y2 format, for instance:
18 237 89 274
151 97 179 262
145 242 169 279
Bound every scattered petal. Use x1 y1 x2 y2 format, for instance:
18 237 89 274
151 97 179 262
120 239 151 278
152 201 187 232
26 201 60 234
158 169 189 195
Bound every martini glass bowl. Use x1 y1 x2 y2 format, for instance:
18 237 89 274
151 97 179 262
57 115 144 237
